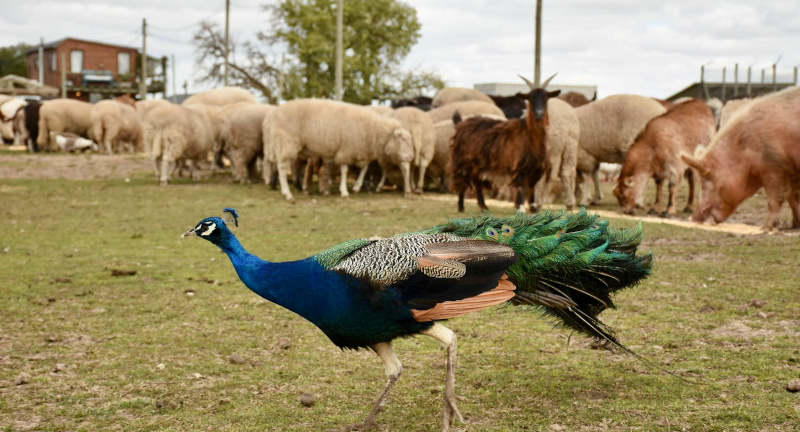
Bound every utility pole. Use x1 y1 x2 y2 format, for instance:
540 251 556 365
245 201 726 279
61 52 67 98
171 54 177 103
224 0 230 87
334 0 344 101
533 0 542 86
139 18 148 100
38 38 44 85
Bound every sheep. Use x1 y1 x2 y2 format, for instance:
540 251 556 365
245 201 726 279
431 87 494 107
223 104 275 183
488 93 527 119
559 91 592 108
427 100 505 123
182 86 257 107
533 97 579 210
613 99 716 216
574 94 667 206
1 98 27 144
37 99 94 152
145 103 215 185
599 162 622 182
365 105 394 116
718 98 752 129
448 74 559 213
268 98 414 201
90 99 143 154
380 107 436 193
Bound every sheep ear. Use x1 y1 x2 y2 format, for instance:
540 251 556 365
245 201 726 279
681 153 710 177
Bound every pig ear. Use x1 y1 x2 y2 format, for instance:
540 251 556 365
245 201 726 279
681 153 710 177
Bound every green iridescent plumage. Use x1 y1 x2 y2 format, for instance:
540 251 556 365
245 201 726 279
419 209 653 344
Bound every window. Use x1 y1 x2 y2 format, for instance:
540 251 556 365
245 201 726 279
117 52 130 75
70 50 83 73
50 52 57 71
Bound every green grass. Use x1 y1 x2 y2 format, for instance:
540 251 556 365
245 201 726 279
1 166 799 432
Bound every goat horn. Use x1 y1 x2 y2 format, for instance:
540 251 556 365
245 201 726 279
541 73 557 88
518 75 536 90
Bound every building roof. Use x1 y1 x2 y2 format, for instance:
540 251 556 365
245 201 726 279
25 37 138 54
667 81 797 102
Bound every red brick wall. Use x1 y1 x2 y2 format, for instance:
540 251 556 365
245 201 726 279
26 38 138 88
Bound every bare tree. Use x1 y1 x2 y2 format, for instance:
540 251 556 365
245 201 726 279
193 21 281 103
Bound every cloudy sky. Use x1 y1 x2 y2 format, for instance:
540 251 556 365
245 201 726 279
3 0 799 100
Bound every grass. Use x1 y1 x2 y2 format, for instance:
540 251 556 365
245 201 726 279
1 160 799 431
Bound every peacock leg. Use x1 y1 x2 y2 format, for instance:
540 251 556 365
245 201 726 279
344 342 402 431
422 323 466 432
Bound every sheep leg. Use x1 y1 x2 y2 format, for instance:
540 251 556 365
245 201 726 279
277 160 295 201
375 168 387 193
339 164 351 197
352 164 371 195
457 191 466 213
400 161 412 198
416 161 429 194
591 167 603 203
159 157 174 186
665 173 681 216
476 184 489 211
787 184 800 229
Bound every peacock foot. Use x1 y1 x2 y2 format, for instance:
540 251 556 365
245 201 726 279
442 392 467 431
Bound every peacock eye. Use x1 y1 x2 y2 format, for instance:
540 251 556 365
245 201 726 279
501 225 514 236
556 229 565 238
486 228 499 239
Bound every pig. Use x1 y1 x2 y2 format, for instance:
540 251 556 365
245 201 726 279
681 86 800 230
614 99 716 216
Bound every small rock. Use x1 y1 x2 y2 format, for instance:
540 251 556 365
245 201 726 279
750 299 767 308
111 269 137 277
156 363 166 370
787 379 800 393
300 392 315 407
276 337 292 350
45 335 60 343
229 354 246 364
54 277 71 283
15 372 31 385
53 364 65 373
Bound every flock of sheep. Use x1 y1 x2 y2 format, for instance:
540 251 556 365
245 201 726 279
2 81 799 231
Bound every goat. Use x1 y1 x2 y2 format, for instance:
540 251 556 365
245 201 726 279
448 74 560 213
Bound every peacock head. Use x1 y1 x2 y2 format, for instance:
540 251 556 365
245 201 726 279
182 208 240 244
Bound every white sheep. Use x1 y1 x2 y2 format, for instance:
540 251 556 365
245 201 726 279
0 98 27 144
574 94 667 205
182 87 257 107
224 103 275 183
365 105 394 116
534 97 579 209
431 87 494 107
268 99 414 201
145 103 215 185
382 107 435 193
37 99 94 152
717 98 752 129
90 99 143 154
426 100 505 123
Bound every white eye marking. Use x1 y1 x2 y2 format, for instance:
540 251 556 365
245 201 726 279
199 223 217 236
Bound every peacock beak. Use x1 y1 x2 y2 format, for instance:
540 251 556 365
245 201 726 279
182 227 198 238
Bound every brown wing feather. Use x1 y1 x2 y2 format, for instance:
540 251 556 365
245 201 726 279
411 277 516 322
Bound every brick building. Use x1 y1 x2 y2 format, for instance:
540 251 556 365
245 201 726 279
26 37 164 102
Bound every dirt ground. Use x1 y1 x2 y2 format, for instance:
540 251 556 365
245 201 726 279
1 149 794 236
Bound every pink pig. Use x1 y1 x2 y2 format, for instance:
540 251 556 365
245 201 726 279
681 86 800 231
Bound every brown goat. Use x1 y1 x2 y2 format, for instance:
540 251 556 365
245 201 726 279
613 99 715 216
448 75 560 213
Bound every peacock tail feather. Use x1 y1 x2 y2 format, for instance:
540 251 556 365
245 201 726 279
418 209 653 344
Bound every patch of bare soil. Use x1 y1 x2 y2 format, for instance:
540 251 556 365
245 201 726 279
0 152 152 181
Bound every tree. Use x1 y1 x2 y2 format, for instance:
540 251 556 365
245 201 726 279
0 43 32 78
193 0 443 104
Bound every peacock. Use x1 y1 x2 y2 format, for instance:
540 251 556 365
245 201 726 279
183 208 652 431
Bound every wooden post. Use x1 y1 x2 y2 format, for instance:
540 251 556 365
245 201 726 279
139 18 148 100
161 56 168 99
334 0 343 100
794 66 798 85
61 51 67 98
734 63 739 97
761 68 765 84
533 0 542 86
700 65 710 99
224 0 230 87
171 54 177 103
746 66 752 96
721 67 726 100
38 38 44 85
772 63 777 92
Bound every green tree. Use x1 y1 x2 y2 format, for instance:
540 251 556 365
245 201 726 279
193 0 443 104
0 43 32 77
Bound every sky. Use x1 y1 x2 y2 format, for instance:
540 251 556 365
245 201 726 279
2 0 799 100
